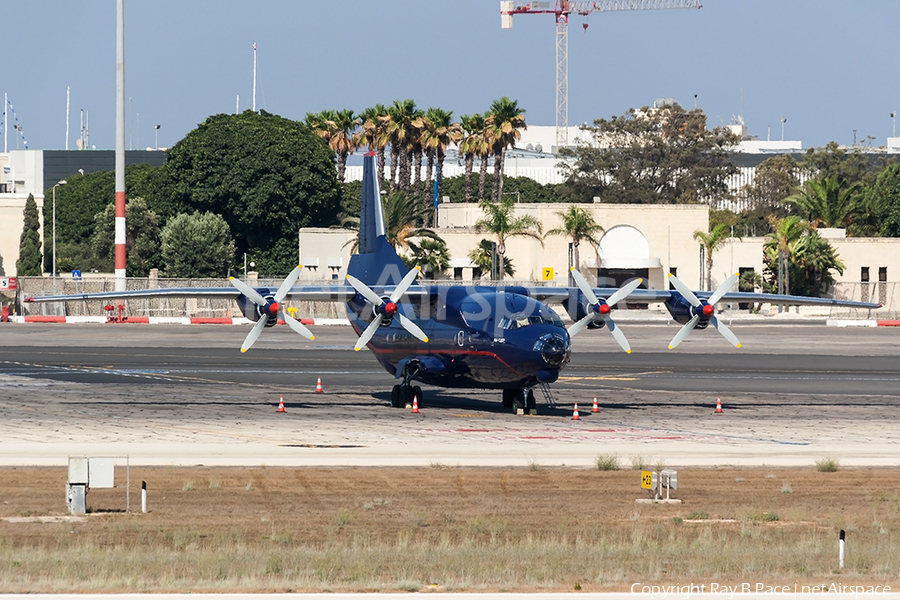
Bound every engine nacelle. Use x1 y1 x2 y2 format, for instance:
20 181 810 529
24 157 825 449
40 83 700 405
561 289 606 330
664 293 710 329
237 287 278 326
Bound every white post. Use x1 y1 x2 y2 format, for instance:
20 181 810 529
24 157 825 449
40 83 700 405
839 529 845 568
252 42 257 112
65 86 70 150
141 480 147 514
236 94 239 114
3 93 7 152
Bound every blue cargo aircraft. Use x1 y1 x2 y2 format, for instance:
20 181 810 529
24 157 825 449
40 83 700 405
28 153 880 413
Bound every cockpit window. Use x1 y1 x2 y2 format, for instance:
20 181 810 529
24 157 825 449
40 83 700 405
499 312 564 330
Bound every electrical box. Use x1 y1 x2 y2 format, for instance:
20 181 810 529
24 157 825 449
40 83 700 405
89 457 115 489
68 457 88 485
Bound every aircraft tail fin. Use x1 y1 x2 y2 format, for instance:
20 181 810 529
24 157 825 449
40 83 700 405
347 152 408 286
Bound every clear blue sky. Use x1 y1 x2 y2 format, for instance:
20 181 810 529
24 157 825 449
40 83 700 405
4 0 898 152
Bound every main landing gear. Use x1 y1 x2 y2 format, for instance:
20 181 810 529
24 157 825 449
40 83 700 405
390 362 423 409
501 387 536 415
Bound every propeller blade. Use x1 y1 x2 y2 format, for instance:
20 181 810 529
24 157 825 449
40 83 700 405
282 311 314 340
606 317 632 354
240 316 269 353
274 265 303 303
346 274 384 308
710 315 741 348
605 278 643 307
354 317 383 351
567 313 595 337
390 266 421 304
667 274 701 307
230 277 268 307
708 272 739 306
398 313 428 342
570 268 599 306
668 314 700 350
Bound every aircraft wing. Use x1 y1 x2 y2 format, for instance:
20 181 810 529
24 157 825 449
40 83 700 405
525 286 880 309
24 284 432 304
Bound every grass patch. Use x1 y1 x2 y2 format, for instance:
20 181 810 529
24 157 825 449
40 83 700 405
816 457 840 472
526 457 541 471
686 511 710 520
629 454 649 470
594 453 620 471
781 482 793 494
182 481 194 492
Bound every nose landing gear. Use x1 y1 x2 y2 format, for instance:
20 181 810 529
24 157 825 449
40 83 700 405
501 387 536 415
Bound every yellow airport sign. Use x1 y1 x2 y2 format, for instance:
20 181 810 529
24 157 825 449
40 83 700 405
641 470 654 490
542 267 554 281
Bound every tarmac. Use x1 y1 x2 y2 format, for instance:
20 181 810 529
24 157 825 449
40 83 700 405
1 323 899 468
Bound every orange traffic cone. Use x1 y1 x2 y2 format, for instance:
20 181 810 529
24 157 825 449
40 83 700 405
411 396 419 414
572 403 581 420
715 396 723 414
315 377 323 393
277 395 285 412
591 396 599 413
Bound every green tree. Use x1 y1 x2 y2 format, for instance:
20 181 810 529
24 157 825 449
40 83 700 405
357 104 391 183
792 230 845 297
693 223 737 290
158 110 341 276
16 194 42 276
475 197 542 281
546 205 604 274
306 109 359 185
486 97 527 202
559 104 739 204
92 198 161 276
342 191 443 255
386 99 420 194
870 163 900 237
408 238 450 279
459 114 486 203
42 164 163 272
468 238 514 278
765 215 809 296
784 174 864 231
160 212 236 278
422 107 461 204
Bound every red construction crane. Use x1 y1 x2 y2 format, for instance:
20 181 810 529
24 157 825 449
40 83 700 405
500 0 702 150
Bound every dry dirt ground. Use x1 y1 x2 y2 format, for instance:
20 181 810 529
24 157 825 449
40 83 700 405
1 465 899 593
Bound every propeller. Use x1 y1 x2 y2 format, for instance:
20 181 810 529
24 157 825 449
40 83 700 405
229 265 314 353
667 272 740 350
568 268 643 353
346 267 429 351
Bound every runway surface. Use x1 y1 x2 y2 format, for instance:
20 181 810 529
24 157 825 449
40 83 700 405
1 323 899 467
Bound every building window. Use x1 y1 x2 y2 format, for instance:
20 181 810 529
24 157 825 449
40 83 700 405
861 267 870 303
861 267 869 282
453 267 463 280
668 267 677 290
879 267 887 282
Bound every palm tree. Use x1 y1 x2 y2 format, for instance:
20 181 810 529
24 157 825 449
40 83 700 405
486 97 527 202
475 196 542 281
305 109 359 184
692 223 736 290
784 174 864 230
459 114 485 203
546 205 605 276
423 107 462 204
408 238 450 279
765 215 809 296
468 238 514 278
342 191 443 255
357 104 391 183
386 100 418 193
792 229 845 297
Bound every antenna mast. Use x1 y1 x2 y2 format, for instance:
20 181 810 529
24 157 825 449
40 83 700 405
252 42 258 112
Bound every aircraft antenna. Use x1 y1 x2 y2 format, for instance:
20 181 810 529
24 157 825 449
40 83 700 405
500 0 702 151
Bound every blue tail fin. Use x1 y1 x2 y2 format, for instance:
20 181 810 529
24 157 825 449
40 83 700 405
347 153 408 286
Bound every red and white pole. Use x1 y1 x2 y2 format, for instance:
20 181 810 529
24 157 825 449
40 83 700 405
115 0 127 290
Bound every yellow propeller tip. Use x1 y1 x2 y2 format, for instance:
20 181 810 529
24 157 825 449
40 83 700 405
229 277 234 282
668 345 674 350
667 273 673 278
626 349 631 354
570 267 575 272
736 343 742 348
240 348 247 353
354 347 361 351
423 337 429 343
309 336 315 341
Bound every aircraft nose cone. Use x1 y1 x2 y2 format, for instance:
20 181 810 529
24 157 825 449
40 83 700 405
534 332 569 367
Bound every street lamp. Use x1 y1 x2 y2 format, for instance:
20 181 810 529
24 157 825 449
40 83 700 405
52 179 68 277
154 124 161 150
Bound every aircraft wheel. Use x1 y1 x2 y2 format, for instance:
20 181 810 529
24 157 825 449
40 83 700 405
402 385 414 407
525 389 536 414
390 385 402 408
412 385 423 408
501 389 514 408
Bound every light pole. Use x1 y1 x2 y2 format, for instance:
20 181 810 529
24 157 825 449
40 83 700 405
52 180 68 277
781 117 787 141
154 125 160 150
892 112 896 138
